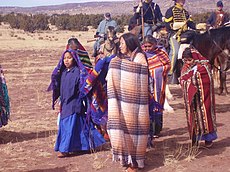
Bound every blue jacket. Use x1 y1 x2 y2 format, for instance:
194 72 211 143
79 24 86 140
60 66 82 119
136 2 163 24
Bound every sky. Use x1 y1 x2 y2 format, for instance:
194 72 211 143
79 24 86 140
0 0 133 7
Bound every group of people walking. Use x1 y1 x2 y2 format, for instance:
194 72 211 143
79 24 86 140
46 0 227 171
48 1 227 172
1 0 227 171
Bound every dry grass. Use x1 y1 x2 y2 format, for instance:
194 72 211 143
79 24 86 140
163 141 202 167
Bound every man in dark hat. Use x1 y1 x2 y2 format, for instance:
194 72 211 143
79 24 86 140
92 13 118 57
207 1 229 29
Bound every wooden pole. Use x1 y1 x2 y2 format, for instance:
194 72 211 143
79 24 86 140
141 0 145 40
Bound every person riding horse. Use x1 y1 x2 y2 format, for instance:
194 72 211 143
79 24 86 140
207 1 229 29
96 26 119 64
135 0 163 37
164 0 196 84
92 13 118 58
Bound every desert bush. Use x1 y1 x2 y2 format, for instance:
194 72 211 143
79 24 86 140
17 37 25 40
192 12 230 23
3 12 227 33
2 13 49 32
38 37 43 40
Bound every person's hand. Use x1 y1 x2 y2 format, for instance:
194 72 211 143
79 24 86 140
136 2 142 13
138 2 143 7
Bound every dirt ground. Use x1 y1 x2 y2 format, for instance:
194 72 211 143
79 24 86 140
0 24 230 172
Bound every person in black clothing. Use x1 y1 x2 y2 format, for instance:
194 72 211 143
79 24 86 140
128 6 140 31
135 0 163 36
128 6 142 41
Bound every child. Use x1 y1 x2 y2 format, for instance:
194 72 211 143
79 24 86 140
48 50 105 158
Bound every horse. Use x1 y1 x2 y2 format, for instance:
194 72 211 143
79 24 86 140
180 26 230 95
95 26 119 64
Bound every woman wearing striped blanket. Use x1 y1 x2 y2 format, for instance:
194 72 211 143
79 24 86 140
107 33 149 172
142 35 171 139
180 47 217 147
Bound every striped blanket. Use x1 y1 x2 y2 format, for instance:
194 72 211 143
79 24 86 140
107 56 149 168
146 47 170 107
180 50 217 138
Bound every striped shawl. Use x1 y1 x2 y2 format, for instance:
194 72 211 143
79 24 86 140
107 56 149 168
180 51 217 138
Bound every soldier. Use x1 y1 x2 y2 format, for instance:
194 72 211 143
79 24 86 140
207 1 229 29
135 0 163 36
92 13 118 58
164 0 196 84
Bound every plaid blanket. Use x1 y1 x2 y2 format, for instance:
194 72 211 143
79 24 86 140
107 56 149 168
0 65 10 127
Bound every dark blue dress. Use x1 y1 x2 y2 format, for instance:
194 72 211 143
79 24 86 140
55 66 105 153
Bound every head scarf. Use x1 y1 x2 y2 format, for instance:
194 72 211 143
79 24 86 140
47 49 86 109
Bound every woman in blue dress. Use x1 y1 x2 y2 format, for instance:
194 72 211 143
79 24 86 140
48 49 105 158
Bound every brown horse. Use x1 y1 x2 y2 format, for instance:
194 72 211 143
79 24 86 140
180 26 230 95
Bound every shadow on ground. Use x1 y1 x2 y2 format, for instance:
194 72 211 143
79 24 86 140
0 129 57 144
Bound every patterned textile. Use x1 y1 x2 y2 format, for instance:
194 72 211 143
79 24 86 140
66 41 92 69
80 55 115 125
107 56 150 168
146 47 170 136
180 49 217 138
0 65 10 127
80 69 108 125
146 47 171 106
76 49 92 69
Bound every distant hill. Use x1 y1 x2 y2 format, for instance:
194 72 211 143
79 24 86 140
0 0 229 16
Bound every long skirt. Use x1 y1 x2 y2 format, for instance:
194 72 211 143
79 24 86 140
55 113 105 153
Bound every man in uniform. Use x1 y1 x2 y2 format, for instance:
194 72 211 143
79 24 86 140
207 1 229 29
164 0 196 84
92 13 118 57
135 0 163 37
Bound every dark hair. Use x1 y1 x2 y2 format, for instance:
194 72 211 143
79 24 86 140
68 38 79 45
182 47 193 59
143 35 157 44
120 33 142 53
